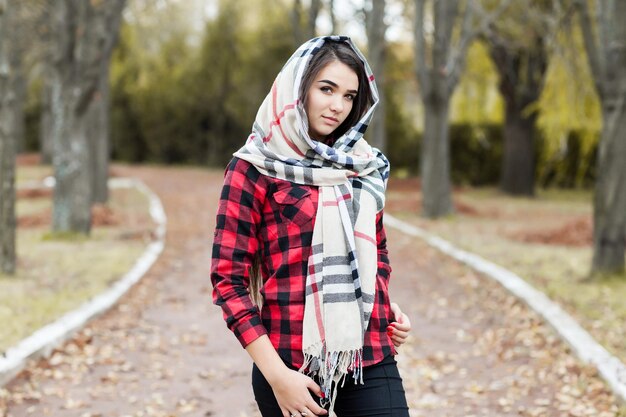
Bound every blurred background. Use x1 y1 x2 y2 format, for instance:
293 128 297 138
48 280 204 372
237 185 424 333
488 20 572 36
2 3 626 414
3 0 604 183
1 0 625 366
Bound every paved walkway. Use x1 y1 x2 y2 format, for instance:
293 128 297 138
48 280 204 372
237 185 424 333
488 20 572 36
1 165 621 417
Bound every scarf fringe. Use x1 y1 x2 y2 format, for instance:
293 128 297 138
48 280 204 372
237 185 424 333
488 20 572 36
299 343 364 413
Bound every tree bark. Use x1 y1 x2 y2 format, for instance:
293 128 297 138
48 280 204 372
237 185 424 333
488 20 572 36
328 0 337 34
500 102 536 195
50 0 126 234
90 49 113 204
40 71 54 164
414 0 467 218
576 0 626 274
365 0 387 153
292 0 321 44
88 77 106 204
592 103 626 273
489 38 547 196
414 0 512 217
0 0 17 274
13 71 26 153
51 81 93 233
421 94 453 216
307 0 321 39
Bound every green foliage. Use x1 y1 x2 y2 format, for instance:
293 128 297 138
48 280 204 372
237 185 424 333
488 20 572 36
19 1 600 190
109 0 297 166
451 41 504 125
41 231 89 241
384 42 420 175
535 24 601 188
450 124 504 186
446 32 600 189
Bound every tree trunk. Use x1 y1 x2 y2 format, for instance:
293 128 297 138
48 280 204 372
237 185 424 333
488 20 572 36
500 100 536 195
414 0 469 218
328 0 337 34
292 0 321 43
592 98 626 273
50 0 125 234
90 63 110 204
307 0 321 39
13 71 26 153
40 74 54 164
575 0 626 274
488 37 547 196
0 0 17 274
365 0 387 153
51 80 93 234
0 100 17 274
421 95 454 217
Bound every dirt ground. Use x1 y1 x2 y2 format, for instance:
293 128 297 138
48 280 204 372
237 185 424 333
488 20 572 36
1 165 621 417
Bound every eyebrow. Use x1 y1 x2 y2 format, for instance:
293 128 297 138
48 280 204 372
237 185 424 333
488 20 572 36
317 79 358 95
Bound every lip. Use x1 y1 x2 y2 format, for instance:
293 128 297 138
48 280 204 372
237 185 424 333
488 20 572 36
322 116 339 123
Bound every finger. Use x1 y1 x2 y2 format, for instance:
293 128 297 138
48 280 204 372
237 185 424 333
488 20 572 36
390 302 401 319
391 322 409 332
280 407 289 417
401 313 411 328
306 400 328 415
392 329 409 339
306 378 324 398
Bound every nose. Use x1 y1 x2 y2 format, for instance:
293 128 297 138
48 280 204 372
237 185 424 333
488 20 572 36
329 95 344 113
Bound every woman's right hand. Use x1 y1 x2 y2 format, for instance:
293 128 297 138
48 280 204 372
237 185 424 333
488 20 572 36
270 368 328 417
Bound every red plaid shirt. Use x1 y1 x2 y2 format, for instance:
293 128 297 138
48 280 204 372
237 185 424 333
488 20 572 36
211 157 397 368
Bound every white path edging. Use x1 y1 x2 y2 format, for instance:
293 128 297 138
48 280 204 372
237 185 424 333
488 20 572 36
384 214 626 404
0 177 166 387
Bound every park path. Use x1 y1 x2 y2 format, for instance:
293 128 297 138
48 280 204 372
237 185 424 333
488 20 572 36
1 165 621 417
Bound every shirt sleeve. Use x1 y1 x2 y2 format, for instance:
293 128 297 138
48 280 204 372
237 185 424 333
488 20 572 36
211 157 268 348
376 210 392 283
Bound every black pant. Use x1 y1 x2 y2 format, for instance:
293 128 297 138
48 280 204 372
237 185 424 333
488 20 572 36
252 355 410 417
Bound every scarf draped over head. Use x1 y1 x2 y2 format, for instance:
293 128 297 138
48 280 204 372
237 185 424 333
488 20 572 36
233 35 390 412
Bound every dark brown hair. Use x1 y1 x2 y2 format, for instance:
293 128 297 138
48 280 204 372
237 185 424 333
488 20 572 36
299 40 374 141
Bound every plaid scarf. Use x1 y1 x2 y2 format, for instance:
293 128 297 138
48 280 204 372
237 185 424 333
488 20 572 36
233 36 389 411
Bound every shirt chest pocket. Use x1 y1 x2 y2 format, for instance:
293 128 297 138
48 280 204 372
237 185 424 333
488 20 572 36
273 183 315 229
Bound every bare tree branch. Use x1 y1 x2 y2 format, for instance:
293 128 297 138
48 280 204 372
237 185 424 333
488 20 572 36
445 0 515 93
575 0 605 98
596 0 609 79
308 0 321 39
432 0 450 73
445 0 474 94
441 0 459 58
413 0 429 97
328 0 337 34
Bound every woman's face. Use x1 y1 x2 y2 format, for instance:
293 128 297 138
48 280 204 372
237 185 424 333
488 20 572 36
305 60 359 141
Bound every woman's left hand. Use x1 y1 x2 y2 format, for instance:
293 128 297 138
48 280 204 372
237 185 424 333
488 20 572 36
388 302 412 348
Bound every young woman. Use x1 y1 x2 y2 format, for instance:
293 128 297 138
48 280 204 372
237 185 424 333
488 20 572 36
211 36 411 417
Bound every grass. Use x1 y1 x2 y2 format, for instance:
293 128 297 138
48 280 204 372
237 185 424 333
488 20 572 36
387 183 626 365
15 165 52 184
0 166 155 353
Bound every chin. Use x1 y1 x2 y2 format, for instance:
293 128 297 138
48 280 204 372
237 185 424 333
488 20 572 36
311 129 333 140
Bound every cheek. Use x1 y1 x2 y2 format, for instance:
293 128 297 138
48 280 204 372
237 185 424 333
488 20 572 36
306 90 323 112
343 101 355 119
